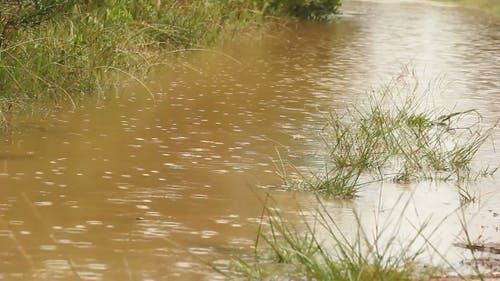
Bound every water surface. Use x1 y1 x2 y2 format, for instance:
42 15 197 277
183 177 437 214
1 0 499 280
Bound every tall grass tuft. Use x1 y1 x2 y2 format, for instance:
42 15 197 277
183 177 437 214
230 194 442 281
278 76 496 197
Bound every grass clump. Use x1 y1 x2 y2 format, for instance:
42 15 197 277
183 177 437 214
230 195 441 281
278 76 496 197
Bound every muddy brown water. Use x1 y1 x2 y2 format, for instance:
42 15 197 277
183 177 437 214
1 0 499 280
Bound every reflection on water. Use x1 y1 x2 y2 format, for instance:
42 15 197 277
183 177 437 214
1 0 499 279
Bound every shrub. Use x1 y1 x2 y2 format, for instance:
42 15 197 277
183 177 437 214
257 0 341 20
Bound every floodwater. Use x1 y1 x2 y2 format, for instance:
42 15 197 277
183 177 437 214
1 0 499 280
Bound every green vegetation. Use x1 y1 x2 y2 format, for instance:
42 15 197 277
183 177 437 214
230 195 443 281
0 1 258 107
0 0 341 131
258 0 341 20
277 77 496 198
440 0 500 16
228 194 497 280
230 76 497 280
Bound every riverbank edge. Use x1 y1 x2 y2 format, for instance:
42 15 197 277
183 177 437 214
0 1 341 131
0 2 262 130
436 0 500 16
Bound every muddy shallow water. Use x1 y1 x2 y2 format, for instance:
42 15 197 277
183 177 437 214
1 0 499 280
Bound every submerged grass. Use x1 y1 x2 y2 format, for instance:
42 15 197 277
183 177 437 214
277 75 497 198
239 74 498 280
229 194 447 281
229 192 500 280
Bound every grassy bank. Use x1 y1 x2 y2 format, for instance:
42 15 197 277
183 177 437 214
0 0 262 130
0 0 341 131
439 0 500 16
